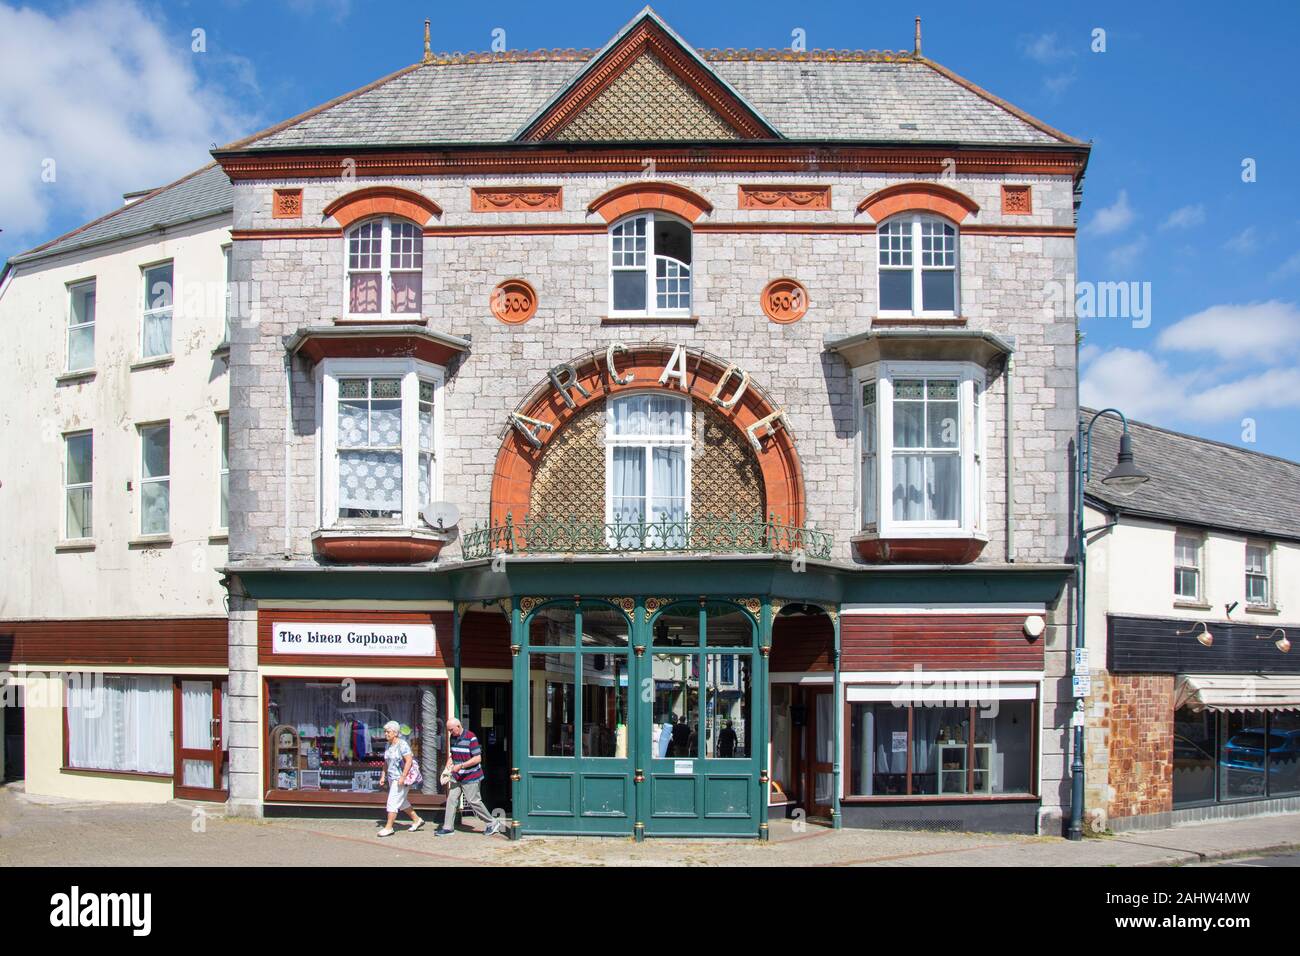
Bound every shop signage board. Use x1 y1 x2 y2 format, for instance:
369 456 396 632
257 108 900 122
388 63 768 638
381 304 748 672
272 622 436 657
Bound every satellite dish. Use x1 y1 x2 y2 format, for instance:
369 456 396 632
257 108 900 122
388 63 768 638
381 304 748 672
421 501 461 532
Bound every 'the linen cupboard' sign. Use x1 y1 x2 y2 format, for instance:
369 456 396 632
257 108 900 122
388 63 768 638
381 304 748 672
272 622 436 657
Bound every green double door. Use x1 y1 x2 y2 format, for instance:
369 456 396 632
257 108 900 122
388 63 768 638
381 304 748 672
513 599 764 838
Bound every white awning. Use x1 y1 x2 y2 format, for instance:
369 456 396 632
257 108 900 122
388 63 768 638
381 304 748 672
1174 674 1300 713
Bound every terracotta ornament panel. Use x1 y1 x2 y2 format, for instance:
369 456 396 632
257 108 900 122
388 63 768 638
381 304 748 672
1001 184 1033 215
761 278 809 324
272 188 303 219
738 185 831 210
471 187 563 213
490 279 539 324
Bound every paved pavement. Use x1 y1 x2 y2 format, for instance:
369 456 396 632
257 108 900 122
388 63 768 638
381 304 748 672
1 784 1297 867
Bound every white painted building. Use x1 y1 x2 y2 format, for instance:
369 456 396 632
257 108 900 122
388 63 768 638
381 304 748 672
1082 410 1300 830
0 164 233 801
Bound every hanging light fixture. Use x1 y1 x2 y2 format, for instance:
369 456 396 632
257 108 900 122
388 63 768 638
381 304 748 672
1100 429 1151 496
1176 621 1214 647
1257 628 1292 654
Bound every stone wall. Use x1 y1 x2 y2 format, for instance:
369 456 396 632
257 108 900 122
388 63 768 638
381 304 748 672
1103 673 1175 820
225 170 1079 567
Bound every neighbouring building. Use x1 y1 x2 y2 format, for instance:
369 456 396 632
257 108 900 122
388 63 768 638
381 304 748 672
1084 413 1300 831
211 8 1089 837
0 164 233 801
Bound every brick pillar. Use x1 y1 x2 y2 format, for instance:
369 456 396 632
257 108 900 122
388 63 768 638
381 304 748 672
225 591 263 818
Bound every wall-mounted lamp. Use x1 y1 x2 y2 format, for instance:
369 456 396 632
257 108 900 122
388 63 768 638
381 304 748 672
1176 621 1215 647
1258 628 1291 654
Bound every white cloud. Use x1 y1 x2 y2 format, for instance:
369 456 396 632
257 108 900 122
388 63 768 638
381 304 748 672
1224 226 1259 255
1081 347 1300 423
1269 250 1300 281
1160 204 1205 230
1106 235 1147 272
1085 190 1135 236
1156 300 1300 362
0 0 253 243
1020 33 1073 65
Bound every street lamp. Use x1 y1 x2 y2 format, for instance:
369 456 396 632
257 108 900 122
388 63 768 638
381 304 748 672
1070 409 1150 841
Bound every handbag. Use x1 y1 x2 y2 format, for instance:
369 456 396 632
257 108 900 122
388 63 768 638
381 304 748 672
403 758 423 788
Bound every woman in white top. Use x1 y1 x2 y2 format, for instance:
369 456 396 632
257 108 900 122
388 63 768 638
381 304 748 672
378 720 424 837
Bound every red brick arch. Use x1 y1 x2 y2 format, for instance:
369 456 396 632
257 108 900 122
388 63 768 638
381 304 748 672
323 186 443 229
856 182 980 224
490 346 804 527
587 182 713 224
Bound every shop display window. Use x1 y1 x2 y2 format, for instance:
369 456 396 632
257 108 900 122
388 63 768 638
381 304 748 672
849 699 1035 797
266 679 446 796
1174 706 1300 807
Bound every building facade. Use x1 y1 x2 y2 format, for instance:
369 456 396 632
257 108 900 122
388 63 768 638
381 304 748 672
212 10 1088 837
1084 414 1300 831
0 165 234 800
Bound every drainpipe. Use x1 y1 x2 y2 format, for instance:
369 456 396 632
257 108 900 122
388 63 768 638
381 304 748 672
1004 354 1016 562
832 606 843 829
283 354 293 556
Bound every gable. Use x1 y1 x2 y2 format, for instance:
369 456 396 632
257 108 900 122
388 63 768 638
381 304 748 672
517 10 777 143
553 50 740 142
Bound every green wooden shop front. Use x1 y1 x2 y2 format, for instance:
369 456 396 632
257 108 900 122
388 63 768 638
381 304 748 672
509 596 769 839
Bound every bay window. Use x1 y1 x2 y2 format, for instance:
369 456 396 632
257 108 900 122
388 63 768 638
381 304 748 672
878 214 959 316
856 362 985 536
319 358 442 527
345 217 423 317
605 393 691 547
609 213 692 317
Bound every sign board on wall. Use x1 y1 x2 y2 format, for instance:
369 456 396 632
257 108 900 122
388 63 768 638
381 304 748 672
272 623 436 657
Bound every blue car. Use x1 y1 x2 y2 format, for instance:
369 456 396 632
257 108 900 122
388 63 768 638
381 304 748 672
1220 727 1300 794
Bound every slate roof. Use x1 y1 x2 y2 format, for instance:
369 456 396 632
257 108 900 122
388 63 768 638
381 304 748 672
1083 409 1300 543
6 163 232 270
222 14 1082 152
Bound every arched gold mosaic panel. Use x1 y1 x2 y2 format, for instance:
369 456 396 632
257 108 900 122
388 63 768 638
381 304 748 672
526 398 766 524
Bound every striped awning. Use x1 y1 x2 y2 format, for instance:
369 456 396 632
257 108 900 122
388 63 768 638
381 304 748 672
1174 674 1300 712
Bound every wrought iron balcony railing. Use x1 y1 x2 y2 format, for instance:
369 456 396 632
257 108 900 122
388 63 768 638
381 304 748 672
461 512 833 561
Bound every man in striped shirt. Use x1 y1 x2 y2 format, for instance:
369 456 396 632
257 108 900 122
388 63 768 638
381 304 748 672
437 718 503 836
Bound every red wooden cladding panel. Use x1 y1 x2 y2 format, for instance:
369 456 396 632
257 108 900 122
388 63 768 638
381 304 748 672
257 608 450 666
840 614 1043 671
1 618 227 667
770 614 834 672
460 612 512 669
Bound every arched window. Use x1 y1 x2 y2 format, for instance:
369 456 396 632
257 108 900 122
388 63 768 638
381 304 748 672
605 393 691 545
609 213 692 317
345 217 423 317
878 214 959 317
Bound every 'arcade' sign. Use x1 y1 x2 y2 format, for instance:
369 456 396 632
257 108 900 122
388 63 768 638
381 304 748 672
507 343 789 453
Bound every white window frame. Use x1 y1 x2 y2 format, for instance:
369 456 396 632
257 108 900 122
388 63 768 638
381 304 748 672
877 213 960 318
216 412 230 532
1245 540 1272 608
854 361 985 538
607 212 693 319
1174 530 1204 602
343 216 424 319
221 244 232 345
140 259 174 359
318 357 444 529
66 278 96 372
603 391 693 531
63 430 93 541
138 421 171 537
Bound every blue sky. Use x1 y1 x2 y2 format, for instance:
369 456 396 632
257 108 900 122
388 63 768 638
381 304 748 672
3 0 1298 461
